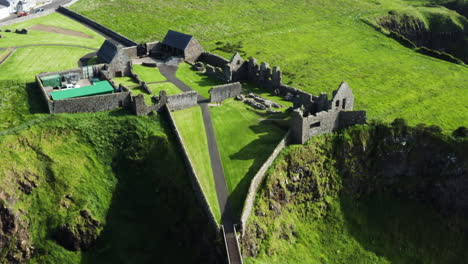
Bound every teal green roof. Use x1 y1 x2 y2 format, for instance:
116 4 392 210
50 81 114 100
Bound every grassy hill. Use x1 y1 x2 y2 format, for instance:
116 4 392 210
71 0 467 131
242 122 468 263
0 112 220 263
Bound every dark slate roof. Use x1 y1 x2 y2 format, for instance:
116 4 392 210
97 40 120 63
162 30 193 50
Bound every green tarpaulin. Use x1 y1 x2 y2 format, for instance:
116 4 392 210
50 81 114 100
40 74 61 88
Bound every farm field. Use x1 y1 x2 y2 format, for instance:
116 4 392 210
210 99 288 216
171 106 221 222
72 0 468 131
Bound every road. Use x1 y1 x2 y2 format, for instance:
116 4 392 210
159 62 244 264
0 0 71 23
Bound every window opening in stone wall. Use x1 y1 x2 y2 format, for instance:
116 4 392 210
335 100 340 108
342 98 347 109
310 121 321 128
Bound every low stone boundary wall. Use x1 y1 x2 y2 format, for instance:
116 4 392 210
57 6 137 47
52 91 131 113
209 82 241 103
0 8 55 28
165 106 220 234
240 130 290 235
167 91 198 111
221 226 231 264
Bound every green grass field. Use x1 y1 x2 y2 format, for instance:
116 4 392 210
0 48 12 62
210 99 287 216
72 0 468 131
0 13 104 49
171 107 221 222
0 46 92 82
133 64 166 83
176 63 223 98
148 82 182 95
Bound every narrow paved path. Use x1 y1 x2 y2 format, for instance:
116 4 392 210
160 62 243 264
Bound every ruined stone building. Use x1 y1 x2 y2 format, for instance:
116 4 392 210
36 29 366 144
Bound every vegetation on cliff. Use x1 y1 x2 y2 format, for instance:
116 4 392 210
243 122 468 263
0 113 220 263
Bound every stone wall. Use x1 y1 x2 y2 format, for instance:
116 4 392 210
209 82 242 103
57 6 137 47
185 38 204 63
131 92 166 116
199 52 229 68
165 106 220 234
240 130 290 235
0 8 55 28
51 91 131 113
122 46 138 59
167 91 198 111
339 111 367 129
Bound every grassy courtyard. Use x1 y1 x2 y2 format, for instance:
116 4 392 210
210 99 288 217
133 64 166 83
72 0 467 131
176 63 223 98
148 82 181 95
171 106 221 222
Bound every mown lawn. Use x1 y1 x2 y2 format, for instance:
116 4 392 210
171 106 221 222
0 13 104 49
148 82 181 95
0 48 12 62
210 99 287 217
176 63 223 98
133 64 166 83
113 76 138 87
0 46 92 82
72 0 468 131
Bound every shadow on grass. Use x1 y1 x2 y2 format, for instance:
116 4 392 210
26 82 48 114
339 193 468 263
80 120 221 264
228 120 287 219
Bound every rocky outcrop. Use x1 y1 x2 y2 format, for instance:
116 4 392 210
0 201 33 264
242 121 468 257
53 210 101 251
376 9 468 63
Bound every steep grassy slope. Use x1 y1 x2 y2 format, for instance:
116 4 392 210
242 122 468 263
0 113 220 263
72 0 468 131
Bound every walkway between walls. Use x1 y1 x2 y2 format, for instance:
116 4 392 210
159 62 243 264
